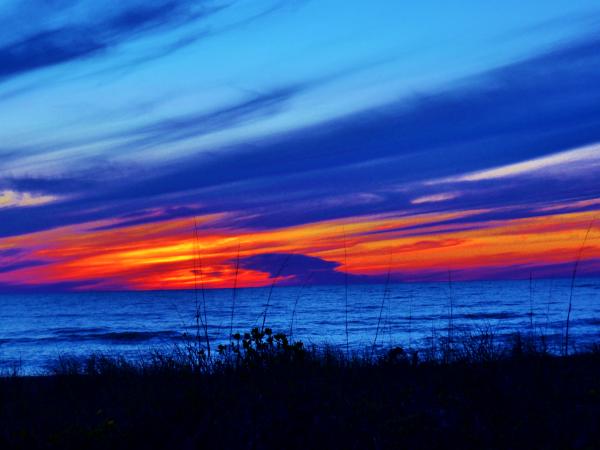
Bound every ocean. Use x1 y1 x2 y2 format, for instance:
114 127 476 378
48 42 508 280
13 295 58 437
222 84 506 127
1 278 599 374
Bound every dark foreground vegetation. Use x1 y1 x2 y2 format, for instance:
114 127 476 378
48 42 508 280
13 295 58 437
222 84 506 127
1 329 600 450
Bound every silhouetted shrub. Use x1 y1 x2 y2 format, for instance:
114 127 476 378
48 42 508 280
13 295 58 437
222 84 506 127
4 329 600 450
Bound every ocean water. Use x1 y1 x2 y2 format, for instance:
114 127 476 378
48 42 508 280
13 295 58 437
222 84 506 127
1 278 599 374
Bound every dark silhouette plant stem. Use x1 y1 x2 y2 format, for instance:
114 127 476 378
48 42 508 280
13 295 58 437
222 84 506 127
430 321 437 360
371 249 393 359
529 271 534 334
544 277 553 340
565 217 596 355
289 272 313 341
343 227 349 359
408 293 413 349
260 254 290 333
230 242 240 342
447 269 454 361
193 217 211 359
191 222 201 348
194 217 210 359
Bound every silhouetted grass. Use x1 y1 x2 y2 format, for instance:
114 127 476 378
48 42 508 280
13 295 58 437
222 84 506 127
2 328 600 450
565 216 596 355
192 217 211 359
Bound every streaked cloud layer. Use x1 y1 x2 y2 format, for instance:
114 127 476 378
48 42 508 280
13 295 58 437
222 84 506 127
434 144 600 183
0 1 599 290
0 190 58 209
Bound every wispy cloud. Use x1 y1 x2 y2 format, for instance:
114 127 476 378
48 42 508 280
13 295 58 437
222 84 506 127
535 198 600 213
411 192 459 204
0 190 58 209
0 0 223 82
0 206 598 290
0 24 599 289
432 143 600 184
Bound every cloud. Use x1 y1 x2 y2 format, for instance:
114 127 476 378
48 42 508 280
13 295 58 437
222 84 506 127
1 32 600 238
237 253 386 285
0 190 58 209
0 57 379 175
116 32 600 208
535 198 600 213
90 206 216 231
0 0 221 82
107 86 302 152
0 28 103 80
411 192 459 205
0 278 112 293
0 260 47 274
3 175 96 195
432 143 600 183
415 258 600 282
0 206 597 291
0 248 22 258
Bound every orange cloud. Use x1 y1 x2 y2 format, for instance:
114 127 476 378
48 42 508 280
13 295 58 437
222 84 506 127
0 206 598 290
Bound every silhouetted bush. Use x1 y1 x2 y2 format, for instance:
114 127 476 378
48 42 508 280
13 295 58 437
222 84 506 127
2 329 600 449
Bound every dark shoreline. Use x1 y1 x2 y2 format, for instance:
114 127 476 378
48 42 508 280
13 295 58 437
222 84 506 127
2 330 600 450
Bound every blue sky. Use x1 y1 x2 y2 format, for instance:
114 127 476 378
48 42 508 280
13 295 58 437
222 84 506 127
2 0 598 176
0 1 599 289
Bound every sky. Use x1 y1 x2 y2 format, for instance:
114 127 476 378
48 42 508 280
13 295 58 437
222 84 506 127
0 0 599 291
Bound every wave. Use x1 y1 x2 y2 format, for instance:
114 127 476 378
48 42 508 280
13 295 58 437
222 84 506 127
0 330 181 345
575 318 600 326
93 331 180 342
455 312 521 320
53 329 180 342
53 327 109 335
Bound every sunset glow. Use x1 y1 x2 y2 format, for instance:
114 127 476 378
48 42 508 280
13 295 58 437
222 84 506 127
0 1 599 291
0 204 597 291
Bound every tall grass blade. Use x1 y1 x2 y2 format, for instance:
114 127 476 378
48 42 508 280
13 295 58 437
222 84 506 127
447 269 454 362
565 217 596 355
193 217 210 359
230 242 241 342
260 254 291 332
342 227 349 359
289 272 313 341
408 292 413 349
371 249 393 359
529 271 534 334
